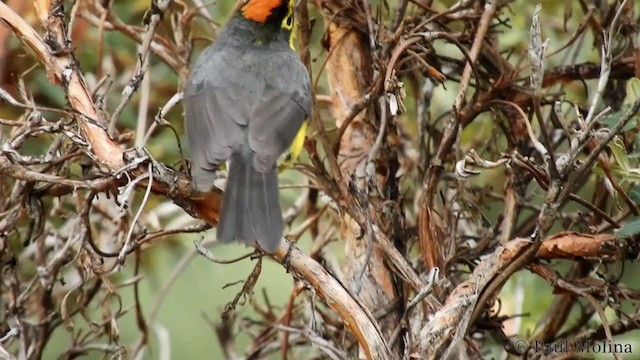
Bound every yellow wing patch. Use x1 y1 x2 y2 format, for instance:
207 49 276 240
278 120 308 172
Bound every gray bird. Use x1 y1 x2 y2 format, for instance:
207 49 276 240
184 0 311 252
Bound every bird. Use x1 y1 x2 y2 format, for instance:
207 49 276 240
184 0 311 253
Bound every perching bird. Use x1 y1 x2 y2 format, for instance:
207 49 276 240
184 0 311 253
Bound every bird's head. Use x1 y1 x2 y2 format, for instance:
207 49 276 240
236 0 297 48
240 0 295 31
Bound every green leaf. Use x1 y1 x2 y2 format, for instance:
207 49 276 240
601 105 639 131
610 166 640 183
629 186 640 204
624 77 640 106
609 136 630 172
602 77 640 130
615 216 640 238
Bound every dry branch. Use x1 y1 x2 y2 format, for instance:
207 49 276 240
0 3 393 359
2 0 640 359
536 231 635 260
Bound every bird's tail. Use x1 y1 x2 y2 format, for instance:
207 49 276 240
217 151 283 252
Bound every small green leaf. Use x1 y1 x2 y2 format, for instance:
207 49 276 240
609 136 630 172
602 78 640 129
611 167 640 183
601 105 639 131
615 216 640 238
624 78 640 106
629 186 640 204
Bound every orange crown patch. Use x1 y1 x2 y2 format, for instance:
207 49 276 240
241 0 283 23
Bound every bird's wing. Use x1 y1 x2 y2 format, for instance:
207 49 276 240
248 83 311 173
184 51 251 190
185 46 311 183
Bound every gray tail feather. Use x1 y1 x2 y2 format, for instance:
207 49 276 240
217 151 283 252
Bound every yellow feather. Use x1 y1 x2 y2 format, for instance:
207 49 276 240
290 120 307 160
281 0 296 50
278 0 305 172
278 120 308 173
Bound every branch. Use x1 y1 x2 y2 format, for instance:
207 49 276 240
417 230 640 355
0 4 395 359
418 238 530 356
537 232 637 260
273 240 393 360
418 0 504 270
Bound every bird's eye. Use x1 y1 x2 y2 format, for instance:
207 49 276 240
281 0 295 30
282 14 293 30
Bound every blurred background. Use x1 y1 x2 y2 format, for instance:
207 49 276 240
1 0 640 359
1 1 324 358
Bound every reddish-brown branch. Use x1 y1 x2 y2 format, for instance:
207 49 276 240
0 3 395 359
418 0 502 271
312 1 405 356
536 232 634 260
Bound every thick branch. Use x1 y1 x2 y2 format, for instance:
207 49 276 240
0 4 394 359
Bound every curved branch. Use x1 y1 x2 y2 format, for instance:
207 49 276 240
0 3 393 359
